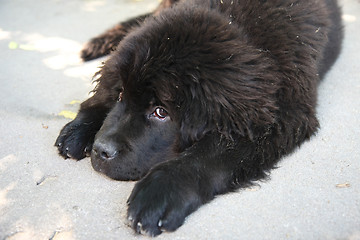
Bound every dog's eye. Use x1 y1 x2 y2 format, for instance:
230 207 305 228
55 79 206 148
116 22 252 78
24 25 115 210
117 92 123 102
117 88 124 102
153 107 168 119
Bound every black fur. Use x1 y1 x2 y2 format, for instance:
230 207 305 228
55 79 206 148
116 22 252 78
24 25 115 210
55 0 343 236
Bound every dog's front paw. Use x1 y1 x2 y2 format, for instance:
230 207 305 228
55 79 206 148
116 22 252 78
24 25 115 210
127 168 202 237
55 116 98 160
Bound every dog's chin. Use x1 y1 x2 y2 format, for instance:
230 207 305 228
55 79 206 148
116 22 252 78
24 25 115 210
90 153 144 181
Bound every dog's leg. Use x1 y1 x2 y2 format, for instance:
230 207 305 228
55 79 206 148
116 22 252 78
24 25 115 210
126 132 274 236
55 71 121 160
81 0 181 61
81 13 150 61
55 103 108 159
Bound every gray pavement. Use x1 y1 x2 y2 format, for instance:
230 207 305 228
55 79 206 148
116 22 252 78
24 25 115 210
0 0 359 239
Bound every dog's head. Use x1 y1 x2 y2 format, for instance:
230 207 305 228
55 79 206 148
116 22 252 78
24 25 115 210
90 6 279 180
91 93 179 180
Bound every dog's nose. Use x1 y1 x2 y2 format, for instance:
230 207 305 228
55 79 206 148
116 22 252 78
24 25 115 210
92 141 118 161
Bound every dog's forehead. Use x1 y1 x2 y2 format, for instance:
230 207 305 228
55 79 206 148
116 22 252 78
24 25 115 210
120 83 167 112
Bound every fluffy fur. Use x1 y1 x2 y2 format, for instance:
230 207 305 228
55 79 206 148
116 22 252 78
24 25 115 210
55 0 343 236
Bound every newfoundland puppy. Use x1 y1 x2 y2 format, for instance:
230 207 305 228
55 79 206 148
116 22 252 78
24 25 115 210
55 0 343 236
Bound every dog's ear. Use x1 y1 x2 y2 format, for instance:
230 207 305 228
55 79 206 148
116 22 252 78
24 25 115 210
175 58 282 145
153 56 282 147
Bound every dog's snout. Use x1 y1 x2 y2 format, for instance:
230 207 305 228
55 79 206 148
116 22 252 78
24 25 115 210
93 141 118 161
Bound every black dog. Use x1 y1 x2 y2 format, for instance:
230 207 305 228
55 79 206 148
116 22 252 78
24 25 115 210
55 0 343 236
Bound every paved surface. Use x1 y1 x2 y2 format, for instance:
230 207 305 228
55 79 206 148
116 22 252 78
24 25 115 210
0 0 359 239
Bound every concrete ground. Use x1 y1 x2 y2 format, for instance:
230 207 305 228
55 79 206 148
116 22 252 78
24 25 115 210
0 0 359 239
